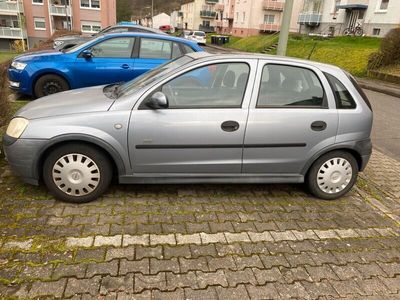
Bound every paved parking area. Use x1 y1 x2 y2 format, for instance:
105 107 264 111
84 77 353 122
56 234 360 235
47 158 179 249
0 149 399 299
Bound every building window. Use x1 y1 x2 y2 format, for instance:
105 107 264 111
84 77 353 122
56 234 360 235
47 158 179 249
242 12 245 22
34 17 46 30
372 28 381 36
81 22 102 33
32 0 44 4
380 0 389 10
80 0 100 9
264 14 275 24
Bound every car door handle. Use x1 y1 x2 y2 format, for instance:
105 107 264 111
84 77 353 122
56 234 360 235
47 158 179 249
221 121 240 132
121 64 130 69
311 121 327 131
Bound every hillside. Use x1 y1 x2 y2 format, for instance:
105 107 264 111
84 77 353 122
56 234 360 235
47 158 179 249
129 0 191 19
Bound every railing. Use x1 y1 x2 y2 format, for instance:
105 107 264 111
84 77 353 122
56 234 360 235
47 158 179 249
205 0 218 3
200 10 217 18
49 5 72 16
199 25 215 32
298 12 322 26
263 0 284 11
259 23 280 31
0 1 24 14
215 4 224 11
0 27 27 38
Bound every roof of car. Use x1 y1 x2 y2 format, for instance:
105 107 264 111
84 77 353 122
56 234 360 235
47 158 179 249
185 52 342 72
97 32 199 45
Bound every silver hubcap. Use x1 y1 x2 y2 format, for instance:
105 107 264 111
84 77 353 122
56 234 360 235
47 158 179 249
317 157 353 194
52 153 100 196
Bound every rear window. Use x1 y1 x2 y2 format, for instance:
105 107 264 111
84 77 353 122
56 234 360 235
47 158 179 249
347 74 373 111
194 32 205 36
325 73 357 109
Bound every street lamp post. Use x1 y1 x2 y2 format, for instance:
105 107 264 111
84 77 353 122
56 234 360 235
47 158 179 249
277 0 294 56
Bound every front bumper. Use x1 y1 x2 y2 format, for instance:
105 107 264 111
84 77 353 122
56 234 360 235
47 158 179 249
3 135 48 185
8 67 32 95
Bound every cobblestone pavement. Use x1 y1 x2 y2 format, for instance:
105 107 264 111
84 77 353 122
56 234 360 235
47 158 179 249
0 150 399 299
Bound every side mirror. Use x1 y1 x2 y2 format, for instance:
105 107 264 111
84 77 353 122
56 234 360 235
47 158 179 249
146 92 169 109
82 49 93 59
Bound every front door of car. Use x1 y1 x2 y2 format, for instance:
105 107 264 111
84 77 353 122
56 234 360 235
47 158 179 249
74 37 136 88
132 38 180 79
242 61 339 175
129 60 256 174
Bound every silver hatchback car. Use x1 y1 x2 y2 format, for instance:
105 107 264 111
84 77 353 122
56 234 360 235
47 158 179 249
3 52 373 203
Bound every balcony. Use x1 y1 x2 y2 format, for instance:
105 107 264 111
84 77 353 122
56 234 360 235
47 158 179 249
263 0 284 11
259 23 280 32
215 4 224 11
0 1 24 15
50 5 72 16
200 10 217 19
0 27 27 39
205 0 218 3
199 25 215 32
298 12 322 26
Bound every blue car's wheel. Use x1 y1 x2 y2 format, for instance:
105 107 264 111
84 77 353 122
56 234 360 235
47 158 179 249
34 74 69 98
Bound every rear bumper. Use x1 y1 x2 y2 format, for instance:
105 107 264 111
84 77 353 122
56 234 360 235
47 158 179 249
355 138 372 171
3 135 48 185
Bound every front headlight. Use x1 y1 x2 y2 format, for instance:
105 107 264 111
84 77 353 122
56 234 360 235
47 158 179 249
11 61 27 70
6 117 29 139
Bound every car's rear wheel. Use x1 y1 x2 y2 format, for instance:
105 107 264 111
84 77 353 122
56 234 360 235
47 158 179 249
34 74 69 98
306 151 358 200
43 144 112 203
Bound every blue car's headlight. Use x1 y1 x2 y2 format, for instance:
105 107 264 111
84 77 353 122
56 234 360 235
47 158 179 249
11 61 27 70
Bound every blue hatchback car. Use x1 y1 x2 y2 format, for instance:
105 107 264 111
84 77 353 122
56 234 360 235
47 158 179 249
8 33 203 98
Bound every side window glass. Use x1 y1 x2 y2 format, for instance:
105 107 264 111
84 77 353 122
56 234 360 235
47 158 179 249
107 27 129 33
88 37 135 58
325 73 357 109
257 64 325 107
182 44 195 54
139 38 172 59
172 43 183 59
161 62 250 108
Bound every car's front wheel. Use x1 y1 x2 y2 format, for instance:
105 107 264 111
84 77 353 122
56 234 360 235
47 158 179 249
43 144 112 203
34 74 69 98
306 151 358 200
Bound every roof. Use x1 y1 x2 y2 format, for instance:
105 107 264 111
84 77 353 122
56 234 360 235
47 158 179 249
186 52 342 72
99 32 198 45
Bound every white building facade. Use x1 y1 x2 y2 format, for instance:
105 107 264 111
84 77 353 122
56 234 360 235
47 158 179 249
181 0 218 32
299 0 400 37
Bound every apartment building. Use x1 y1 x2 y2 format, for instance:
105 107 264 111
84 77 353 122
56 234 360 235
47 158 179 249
299 0 400 37
0 0 116 50
181 0 218 32
215 0 304 37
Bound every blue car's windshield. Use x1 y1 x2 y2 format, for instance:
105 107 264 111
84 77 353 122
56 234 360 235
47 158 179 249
116 56 194 98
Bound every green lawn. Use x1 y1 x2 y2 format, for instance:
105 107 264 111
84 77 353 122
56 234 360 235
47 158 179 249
222 35 380 77
0 52 16 63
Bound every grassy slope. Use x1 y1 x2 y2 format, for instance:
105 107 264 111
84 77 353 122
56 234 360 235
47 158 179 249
222 35 380 76
0 52 16 64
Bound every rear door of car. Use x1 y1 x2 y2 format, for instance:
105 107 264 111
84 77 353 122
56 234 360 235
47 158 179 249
132 37 186 78
242 60 338 176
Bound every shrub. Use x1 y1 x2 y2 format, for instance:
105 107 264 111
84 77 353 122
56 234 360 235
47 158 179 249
11 40 28 53
380 27 400 66
0 60 11 128
367 51 384 70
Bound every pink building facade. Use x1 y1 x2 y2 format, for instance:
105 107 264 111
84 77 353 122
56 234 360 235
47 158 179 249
0 0 116 50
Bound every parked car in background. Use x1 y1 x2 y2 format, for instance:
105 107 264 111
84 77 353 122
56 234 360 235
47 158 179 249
159 25 173 33
4 52 373 203
188 31 207 45
8 33 203 98
53 22 166 51
181 30 191 39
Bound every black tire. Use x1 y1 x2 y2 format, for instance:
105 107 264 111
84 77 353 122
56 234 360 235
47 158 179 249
34 74 69 98
355 28 363 37
343 28 351 36
306 150 358 200
43 144 112 203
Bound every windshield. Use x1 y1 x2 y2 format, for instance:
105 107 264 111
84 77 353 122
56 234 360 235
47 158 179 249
64 35 103 53
117 56 194 98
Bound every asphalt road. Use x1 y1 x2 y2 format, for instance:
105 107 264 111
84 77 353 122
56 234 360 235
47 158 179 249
366 90 400 161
